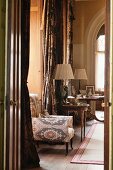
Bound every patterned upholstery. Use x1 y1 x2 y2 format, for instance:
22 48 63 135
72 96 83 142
32 116 74 154
32 116 74 143
49 115 73 128
32 117 67 142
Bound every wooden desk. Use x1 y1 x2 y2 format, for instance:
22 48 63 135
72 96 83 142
77 96 104 122
62 104 89 141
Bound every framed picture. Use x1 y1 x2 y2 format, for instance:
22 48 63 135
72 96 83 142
86 85 95 96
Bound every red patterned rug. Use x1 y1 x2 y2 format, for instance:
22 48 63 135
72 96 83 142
71 122 104 165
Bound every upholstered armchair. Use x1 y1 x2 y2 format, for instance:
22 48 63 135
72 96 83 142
30 93 74 155
32 116 74 155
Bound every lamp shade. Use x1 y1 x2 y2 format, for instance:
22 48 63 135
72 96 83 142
74 69 88 80
54 64 74 80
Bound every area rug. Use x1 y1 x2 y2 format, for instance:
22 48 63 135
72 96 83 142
71 122 104 165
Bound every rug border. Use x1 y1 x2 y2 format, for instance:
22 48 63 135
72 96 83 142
71 122 104 165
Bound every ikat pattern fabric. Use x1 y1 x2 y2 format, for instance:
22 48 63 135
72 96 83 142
32 116 74 143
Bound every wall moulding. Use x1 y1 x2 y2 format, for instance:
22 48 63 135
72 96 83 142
84 8 105 85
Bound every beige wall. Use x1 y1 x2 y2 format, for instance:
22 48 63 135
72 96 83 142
73 0 105 90
28 0 105 95
73 0 105 44
28 0 43 99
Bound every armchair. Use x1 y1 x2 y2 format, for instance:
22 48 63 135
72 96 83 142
30 93 74 155
32 116 74 155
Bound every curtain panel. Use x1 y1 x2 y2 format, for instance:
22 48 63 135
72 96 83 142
42 0 74 114
66 0 75 94
67 0 75 64
42 0 63 114
21 0 40 168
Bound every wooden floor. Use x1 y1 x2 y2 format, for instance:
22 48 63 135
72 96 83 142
28 114 104 170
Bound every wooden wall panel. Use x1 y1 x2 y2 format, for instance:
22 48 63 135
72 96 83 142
28 0 43 99
31 0 38 7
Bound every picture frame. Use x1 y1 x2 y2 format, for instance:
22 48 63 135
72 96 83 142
86 85 95 96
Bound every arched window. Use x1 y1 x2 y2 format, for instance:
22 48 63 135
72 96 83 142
95 34 105 91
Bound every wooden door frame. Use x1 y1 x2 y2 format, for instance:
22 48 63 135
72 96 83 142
104 0 110 170
2 0 111 169
28 0 111 169
5 0 21 169
0 0 6 169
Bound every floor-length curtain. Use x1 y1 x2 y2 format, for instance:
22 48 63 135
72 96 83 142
42 0 63 114
21 0 40 168
66 0 75 94
42 0 74 114
66 0 75 64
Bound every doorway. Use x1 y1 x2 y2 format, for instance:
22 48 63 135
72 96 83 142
28 1 111 170
0 0 111 169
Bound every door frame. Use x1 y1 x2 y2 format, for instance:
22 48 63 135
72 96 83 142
4 0 21 169
0 0 6 169
0 0 111 169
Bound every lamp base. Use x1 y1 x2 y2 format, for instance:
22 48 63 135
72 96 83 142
78 80 81 94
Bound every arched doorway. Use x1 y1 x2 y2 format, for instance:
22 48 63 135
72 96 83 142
85 8 105 85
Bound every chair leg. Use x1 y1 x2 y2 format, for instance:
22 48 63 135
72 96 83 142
66 142 68 155
70 138 73 149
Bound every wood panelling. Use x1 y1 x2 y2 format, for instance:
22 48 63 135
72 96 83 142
31 0 38 7
28 0 43 99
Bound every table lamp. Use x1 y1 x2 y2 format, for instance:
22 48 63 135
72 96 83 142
55 64 74 80
54 64 74 102
74 68 88 93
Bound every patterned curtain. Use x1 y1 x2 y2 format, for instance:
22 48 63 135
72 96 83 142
42 0 74 114
67 0 75 64
42 0 63 114
21 0 40 168
66 0 75 94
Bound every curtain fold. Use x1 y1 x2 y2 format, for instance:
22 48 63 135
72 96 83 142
42 0 63 114
42 0 74 114
67 0 75 64
66 0 75 94
21 0 40 168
